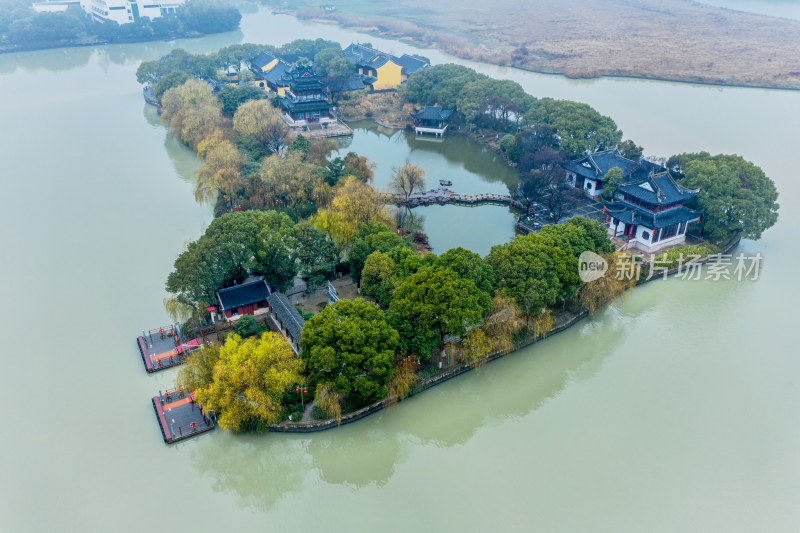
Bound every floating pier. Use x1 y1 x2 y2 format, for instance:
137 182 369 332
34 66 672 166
152 387 215 444
136 325 199 373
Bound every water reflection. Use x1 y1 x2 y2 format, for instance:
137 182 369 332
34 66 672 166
0 46 94 74
190 435 311 512
189 306 632 508
145 104 203 186
342 121 518 195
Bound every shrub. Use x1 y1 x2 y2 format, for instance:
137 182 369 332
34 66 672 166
655 244 718 268
233 314 260 338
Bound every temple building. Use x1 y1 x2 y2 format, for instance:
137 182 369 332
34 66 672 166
342 43 429 90
266 292 305 354
603 170 703 252
564 148 655 198
412 106 454 136
216 280 271 321
277 66 334 124
250 52 302 97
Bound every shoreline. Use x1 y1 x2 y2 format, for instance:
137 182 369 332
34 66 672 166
292 12 800 92
269 238 742 433
0 32 207 56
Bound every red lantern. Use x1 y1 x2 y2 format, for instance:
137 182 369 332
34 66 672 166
303 389 308 395
295 388 300 393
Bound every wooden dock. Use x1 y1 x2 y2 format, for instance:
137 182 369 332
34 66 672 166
152 388 215 444
385 187 526 211
137 325 199 373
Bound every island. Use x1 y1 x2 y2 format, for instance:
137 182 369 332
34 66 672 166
136 39 779 441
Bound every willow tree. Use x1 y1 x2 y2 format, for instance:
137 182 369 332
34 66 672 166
481 294 524 353
233 99 290 153
456 329 493 366
194 333 302 432
255 151 325 207
577 251 636 314
342 152 376 183
194 139 245 202
386 358 419 404
161 78 219 122
312 176 392 249
175 344 221 393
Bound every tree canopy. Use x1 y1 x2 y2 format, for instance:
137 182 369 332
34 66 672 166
388 266 491 358
313 47 355 78
300 299 399 406
667 152 779 242
523 98 623 157
3 0 240 50
487 233 576 313
233 99 290 153
194 332 302 432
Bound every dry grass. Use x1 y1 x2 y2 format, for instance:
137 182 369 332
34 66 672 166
298 0 800 89
337 92 417 128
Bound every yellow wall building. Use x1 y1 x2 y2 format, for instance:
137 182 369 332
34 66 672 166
344 43 429 90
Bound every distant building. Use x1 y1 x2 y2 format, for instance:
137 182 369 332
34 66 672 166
342 43 429 90
277 66 334 124
266 292 305 354
33 0 186 24
32 1 81 13
412 105 454 136
216 280 271 321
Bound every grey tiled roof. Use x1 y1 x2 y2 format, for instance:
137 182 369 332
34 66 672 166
412 105 454 121
617 172 699 205
394 54 429 75
563 148 639 180
604 202 702 229
251 52 277 69
217 280 270 310
343 43 428 74
267 292 305 343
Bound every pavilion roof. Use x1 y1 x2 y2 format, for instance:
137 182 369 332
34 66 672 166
412 105 454 121
217 280 271 311
604 202 702 229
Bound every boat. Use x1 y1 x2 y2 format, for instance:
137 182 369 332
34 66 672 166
439 179 452 187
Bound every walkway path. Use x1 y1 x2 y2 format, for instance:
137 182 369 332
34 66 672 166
385 187 526 211
301 400 315 423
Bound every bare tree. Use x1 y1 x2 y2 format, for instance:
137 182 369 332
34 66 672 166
389 161 426 201
518 149 574 223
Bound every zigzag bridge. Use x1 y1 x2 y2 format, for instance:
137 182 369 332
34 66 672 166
385 187 526 211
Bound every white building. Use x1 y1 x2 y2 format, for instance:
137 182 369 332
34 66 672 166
32 0 185 24
32 1 81 13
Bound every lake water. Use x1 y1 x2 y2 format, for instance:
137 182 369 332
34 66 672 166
1 8 799 532
699 0 800 20
337 121 518 255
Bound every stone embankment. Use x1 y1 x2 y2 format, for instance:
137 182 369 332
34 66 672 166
270 234 742 433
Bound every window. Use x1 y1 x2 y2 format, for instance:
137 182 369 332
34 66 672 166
661 223 679 239
642 231 650 240
231 307 239 316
